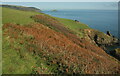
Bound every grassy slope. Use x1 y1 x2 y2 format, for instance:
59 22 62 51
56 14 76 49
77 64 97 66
1 5 41 12
3 32 55 74
31 14 89 38
2 7 55 74
2 7 120 74
2 6 90 39
2 7 42 25
2 7 89 32
3 38 36 74
55 17 89 30
55 17 90 37
2 7 91 74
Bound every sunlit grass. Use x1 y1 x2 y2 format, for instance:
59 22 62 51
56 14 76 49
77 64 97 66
55 17 90 37
2 7 42 25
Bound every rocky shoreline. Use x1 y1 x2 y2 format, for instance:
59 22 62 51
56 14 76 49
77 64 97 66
84 29 120 60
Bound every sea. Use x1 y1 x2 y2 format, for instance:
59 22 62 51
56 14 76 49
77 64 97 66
42 9 119 38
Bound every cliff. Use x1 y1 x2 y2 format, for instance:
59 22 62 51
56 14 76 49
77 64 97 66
84 29 118 48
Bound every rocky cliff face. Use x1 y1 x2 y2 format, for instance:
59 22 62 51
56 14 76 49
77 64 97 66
84 29 119 49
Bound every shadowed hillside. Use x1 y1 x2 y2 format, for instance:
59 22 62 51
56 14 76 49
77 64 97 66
2 5 120 74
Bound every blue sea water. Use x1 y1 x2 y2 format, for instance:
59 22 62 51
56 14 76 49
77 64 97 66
43 10 118 38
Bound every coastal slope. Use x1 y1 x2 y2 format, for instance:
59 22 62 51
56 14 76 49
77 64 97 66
2 5 120 74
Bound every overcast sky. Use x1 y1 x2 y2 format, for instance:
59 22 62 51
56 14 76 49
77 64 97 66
1 2 118 10
1 0 119 2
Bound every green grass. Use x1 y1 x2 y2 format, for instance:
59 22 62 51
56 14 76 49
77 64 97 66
2 7 42 25
55 17 89 29
55 17 90 37
2 35 35 74
2 32 56 74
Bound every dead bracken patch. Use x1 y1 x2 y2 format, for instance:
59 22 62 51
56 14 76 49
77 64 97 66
3 23 120 74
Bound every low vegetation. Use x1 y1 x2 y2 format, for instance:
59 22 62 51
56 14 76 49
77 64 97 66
2 5 120 74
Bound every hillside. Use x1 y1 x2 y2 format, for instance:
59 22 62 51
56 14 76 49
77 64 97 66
2 7 42 24
0 5 41 12
2 5 120 74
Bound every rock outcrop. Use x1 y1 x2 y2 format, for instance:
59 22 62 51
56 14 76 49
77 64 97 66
75 20 79 22
106 31 112 36
110 48 120 60
84 29 119 49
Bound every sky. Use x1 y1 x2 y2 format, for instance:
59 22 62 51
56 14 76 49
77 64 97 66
1 2 118 10
0 0 119 2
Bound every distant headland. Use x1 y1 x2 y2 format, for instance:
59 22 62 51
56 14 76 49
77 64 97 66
51 9 57 12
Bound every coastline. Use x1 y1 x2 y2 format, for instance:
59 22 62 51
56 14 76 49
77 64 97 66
45 11 120 60
2 5 120 74
42 9 118 38
43 9 120 51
